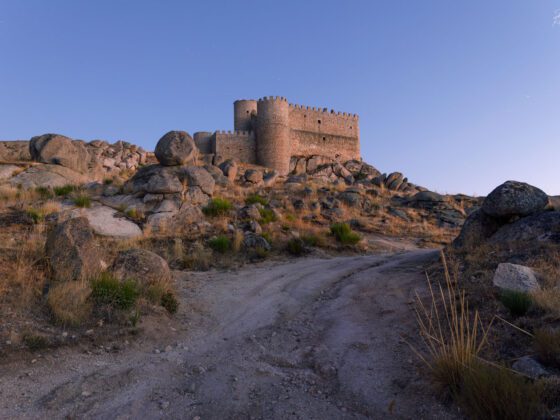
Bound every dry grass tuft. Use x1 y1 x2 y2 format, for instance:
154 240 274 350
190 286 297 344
414 251 492 392
47 281 92 326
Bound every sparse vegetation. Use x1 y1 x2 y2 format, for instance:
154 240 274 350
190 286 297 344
245 194 269 206
53 184 75 196
91 273 139 310
47 281 92 326
208 235 231 253
161 291 179 314
259 208 276 224
72 193 91 208
202 197 233 217
330 222 361 245
500 290 532 317
23 333 49 351
534 328 560 368
286 238 305 256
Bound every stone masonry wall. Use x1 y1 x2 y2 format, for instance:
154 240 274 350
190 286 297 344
213 131 256 164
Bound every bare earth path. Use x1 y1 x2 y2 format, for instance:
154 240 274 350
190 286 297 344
0 250 459 419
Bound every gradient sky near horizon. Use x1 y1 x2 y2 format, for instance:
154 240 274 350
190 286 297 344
1 1 559 195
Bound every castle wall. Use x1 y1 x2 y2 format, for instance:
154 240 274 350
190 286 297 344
290 130 360 162
234 100 257 131
287 104 360 161
213 131 256 163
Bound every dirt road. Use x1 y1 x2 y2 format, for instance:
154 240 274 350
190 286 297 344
0 250 458 419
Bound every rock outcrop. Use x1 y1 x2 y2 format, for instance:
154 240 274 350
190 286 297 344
30 134 90 173
492 263 540 293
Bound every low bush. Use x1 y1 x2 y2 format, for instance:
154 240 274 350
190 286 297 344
208 235 231 253
35 186 53 199
26 207 45 224
53 184 75 196
245 194 269 206
73 194 91 208
91 273 139 310
161 291 179 314
259 208 276 224
23 333 49 351
457 362 544 420
534 328 560 368
302 234 320 247
286 238 305 256
330 223 361 245
47 281 92 326
202 198 232 217
500 290 531 317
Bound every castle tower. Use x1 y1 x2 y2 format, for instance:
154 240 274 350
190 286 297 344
255 96 290 174
233 100 257 131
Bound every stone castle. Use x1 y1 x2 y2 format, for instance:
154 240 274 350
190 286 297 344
193 97 360 174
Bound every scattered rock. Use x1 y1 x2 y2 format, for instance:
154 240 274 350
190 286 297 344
183 166 215 195
512 356 550 379
243 232 271 251
244 169 263 184
219 159 238 182
492 263 540 293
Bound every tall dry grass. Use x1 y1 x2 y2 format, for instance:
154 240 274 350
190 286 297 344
414 251 492 392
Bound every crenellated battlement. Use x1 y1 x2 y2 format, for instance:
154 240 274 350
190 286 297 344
258 96 288 102
288 102 358 119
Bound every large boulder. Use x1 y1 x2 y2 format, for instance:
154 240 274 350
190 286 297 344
489 211 560 244
71 206 142 239
10 164 89 189
29 134 89 173
111 248 171 286
492 263 540 293
46 217 106 282
154 131 197 166
482 181 549 218
453 209 503 248
244 169 263 184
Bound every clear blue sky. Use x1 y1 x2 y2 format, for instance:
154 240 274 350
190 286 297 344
1 1 559 195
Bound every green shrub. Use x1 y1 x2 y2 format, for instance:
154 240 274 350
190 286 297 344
261 231 273 245
161 291 179 314
35 186 53 199
302 234 320 247
259 208 276 224
103 178 114 185
23 334 49 351
285 214 296 222
53 184 75 196
208 235 231 253
202 198 232 217
245 194 268 206
91 273 139 310
73 194 91 208
500 290 531 317
330 223 361 245
287 238 305 256
26 207 44 224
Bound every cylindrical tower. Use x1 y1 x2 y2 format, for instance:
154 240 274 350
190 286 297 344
255 96 290 174
193 131 213 154
234 100 257 131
